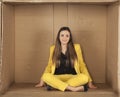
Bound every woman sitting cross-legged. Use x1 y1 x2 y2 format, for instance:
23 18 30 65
35 27 97 92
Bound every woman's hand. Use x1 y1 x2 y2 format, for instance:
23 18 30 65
88 82 97 89
35 80 45 88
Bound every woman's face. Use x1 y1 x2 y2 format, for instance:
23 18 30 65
59 30 70 45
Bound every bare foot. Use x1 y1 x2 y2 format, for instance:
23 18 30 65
66 86 84 92
73 86 84 92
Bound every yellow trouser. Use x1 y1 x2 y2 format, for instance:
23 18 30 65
41 73 89 91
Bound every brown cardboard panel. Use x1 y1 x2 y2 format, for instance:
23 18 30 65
2 0 118 4
107 3 118 92
0 7 1 94
1 4 15 92
118 3 120 95
68 4 107 83
15 4 53 83
1 83 117 97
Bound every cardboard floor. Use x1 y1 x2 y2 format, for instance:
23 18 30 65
0 83 118 97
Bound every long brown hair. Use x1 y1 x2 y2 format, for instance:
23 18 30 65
52 27 77 67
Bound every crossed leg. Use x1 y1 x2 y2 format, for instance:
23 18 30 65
41 73 89 92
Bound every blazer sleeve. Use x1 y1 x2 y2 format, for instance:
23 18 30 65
76 44 92 82
43 45 54 73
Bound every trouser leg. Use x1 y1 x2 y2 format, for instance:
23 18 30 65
41 73 88 91
41 73 68 91
66 74 89 87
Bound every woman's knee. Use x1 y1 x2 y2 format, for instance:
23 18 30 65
78 74 89 83
41 73 53 81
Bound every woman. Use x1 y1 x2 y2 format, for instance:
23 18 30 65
35 27 97 92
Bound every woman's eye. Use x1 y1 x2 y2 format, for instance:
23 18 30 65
66 35 69 37
61 34 64 37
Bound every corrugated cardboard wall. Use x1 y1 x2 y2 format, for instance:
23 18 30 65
1 4 15 92
15 4 53 83
107 3 118 91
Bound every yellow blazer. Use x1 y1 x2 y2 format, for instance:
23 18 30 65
43 44 92 82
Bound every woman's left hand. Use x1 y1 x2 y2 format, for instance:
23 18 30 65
88 82 97 89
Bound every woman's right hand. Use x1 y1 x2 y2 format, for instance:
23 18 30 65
35 80 45 87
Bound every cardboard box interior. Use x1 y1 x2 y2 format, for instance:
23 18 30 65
0 0 119 94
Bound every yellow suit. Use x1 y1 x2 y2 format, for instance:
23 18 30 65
41 44 92 91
